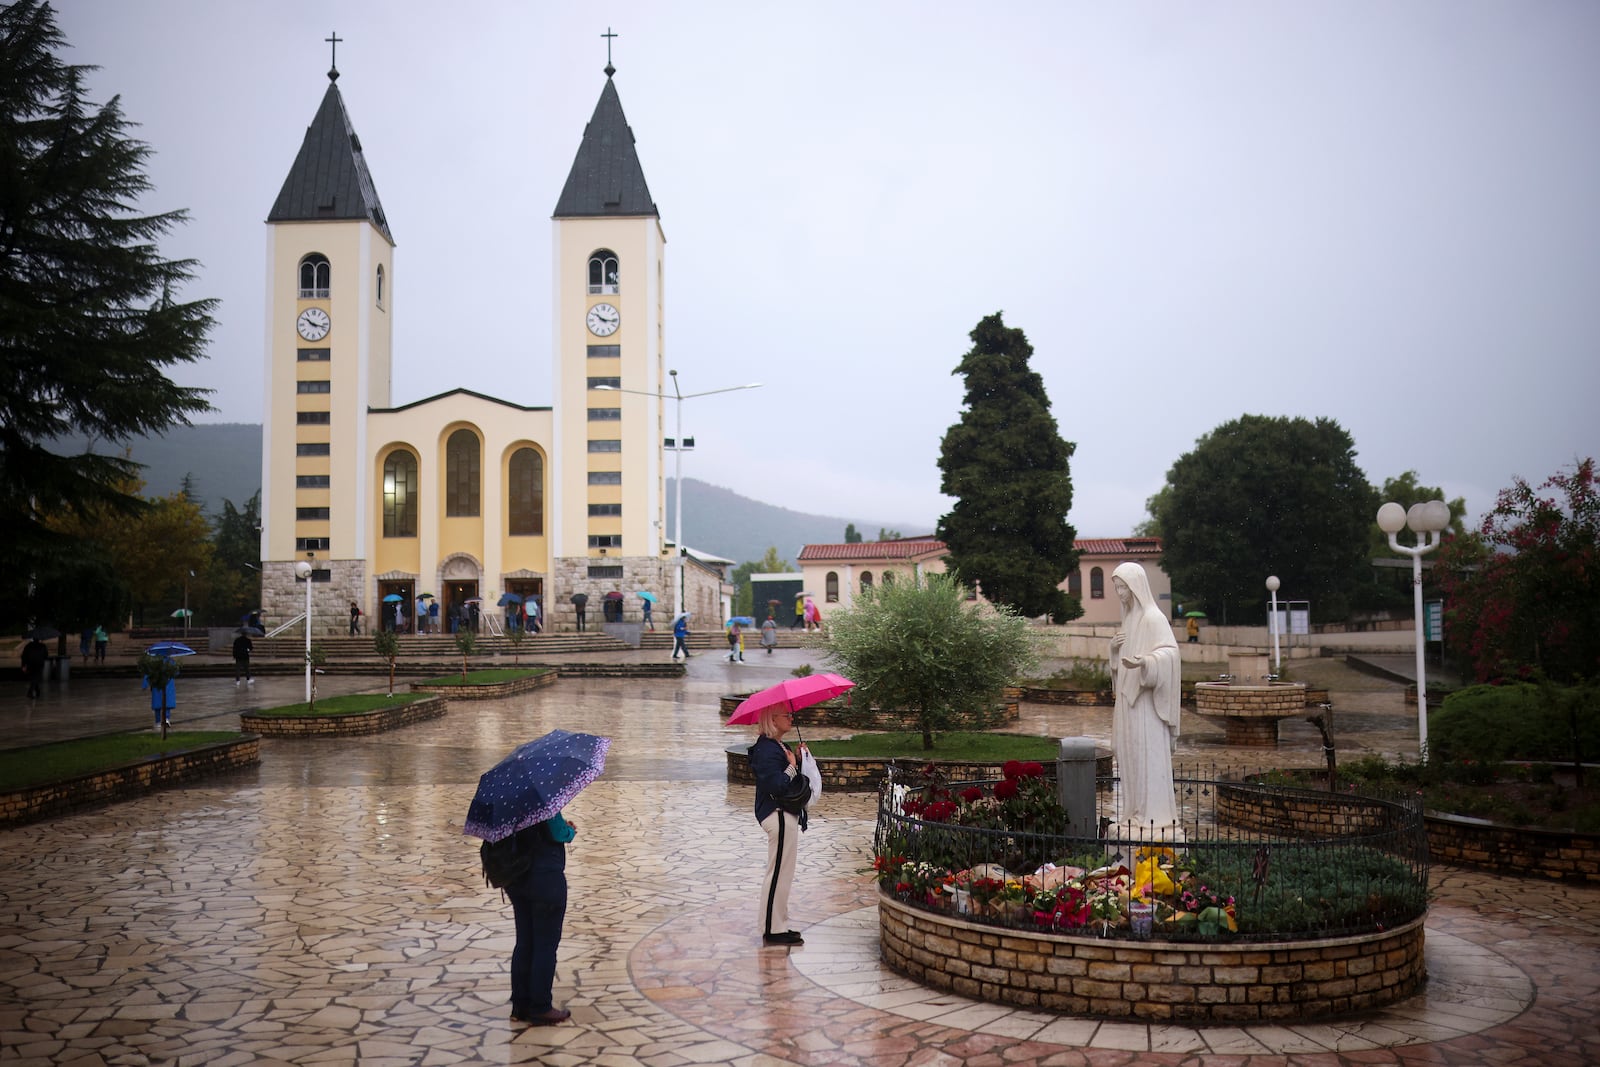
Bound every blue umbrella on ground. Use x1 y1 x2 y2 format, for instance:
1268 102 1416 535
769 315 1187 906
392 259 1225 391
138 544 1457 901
497 592 524 607
463 729 612 843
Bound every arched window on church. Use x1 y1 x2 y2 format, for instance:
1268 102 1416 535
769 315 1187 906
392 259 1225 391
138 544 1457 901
376 264 385 307
299 253 330 298
1090 567 1105 599
588 250 619 294
860 571 873 594
382 450 418 537
446 429 481 517
508 448 544 536
826 572 839 603
1067 569 1082 598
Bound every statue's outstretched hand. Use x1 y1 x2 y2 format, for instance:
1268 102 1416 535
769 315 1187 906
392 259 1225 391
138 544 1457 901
1121 656 1142 670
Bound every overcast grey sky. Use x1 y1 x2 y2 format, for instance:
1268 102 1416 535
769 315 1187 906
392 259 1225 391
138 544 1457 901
56 1 1599 538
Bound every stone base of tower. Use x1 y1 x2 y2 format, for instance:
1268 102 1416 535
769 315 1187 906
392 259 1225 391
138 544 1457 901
260 560 367 640
552 555 728 631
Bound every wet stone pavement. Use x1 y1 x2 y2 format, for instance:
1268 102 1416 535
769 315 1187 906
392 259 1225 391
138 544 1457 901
1 649 1597 1065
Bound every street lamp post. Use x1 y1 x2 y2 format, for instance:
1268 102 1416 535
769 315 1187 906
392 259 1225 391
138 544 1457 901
1265 575 1281 673
294 560 313 702
596 371 761 618
1376 499 1452 757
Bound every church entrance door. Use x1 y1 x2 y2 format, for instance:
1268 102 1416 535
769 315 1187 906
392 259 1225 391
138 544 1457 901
445 581 480 634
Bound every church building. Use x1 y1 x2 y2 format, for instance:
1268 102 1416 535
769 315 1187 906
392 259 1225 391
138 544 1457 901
258 55 719 633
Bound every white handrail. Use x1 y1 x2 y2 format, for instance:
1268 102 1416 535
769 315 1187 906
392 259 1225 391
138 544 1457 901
265 614 305 638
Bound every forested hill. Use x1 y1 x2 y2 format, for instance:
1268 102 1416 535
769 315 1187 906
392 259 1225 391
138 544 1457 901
48 424 926 567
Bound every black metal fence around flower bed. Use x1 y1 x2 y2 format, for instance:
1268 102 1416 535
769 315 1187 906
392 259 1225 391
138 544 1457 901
871 761 1430 943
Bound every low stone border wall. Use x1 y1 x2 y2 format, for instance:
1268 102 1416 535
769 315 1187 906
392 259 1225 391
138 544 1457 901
410 671 557 699
241 696 447 738
1426 811 1600 883
718 696 1018 730
1022 686 1329 708
879 892 1425 1022
726 747 1113 793
0 736 261 829
1220 776 1600 884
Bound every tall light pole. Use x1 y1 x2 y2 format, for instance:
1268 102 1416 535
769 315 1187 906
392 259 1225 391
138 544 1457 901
294 560 313 702
596 371 762 617
1376 499 1451 757
1265 575 1281 673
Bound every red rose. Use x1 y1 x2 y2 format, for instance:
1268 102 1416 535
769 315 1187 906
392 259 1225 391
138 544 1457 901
994 779 1019 799
1021 761 1045 778
1002 760 1023 781
960 786 983 803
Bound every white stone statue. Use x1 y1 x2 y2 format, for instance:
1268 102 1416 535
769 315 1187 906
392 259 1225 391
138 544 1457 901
1109 562 1183 835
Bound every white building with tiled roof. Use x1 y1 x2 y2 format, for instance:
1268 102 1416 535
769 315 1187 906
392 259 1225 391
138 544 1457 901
796 535 1169 623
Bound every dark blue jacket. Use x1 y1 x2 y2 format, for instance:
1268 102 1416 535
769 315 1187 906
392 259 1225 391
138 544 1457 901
749 734 809 830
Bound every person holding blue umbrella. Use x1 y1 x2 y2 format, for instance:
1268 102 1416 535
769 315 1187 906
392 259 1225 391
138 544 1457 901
466 729 610 1028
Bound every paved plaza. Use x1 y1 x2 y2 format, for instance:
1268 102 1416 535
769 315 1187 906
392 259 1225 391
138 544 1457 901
2 648 1598 1065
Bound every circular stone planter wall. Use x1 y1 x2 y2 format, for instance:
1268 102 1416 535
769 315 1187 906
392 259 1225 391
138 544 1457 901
878 893 1425 1022
410 671 557 699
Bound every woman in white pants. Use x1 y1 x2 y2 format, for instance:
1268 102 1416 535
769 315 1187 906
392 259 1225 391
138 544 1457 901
747 707 810 945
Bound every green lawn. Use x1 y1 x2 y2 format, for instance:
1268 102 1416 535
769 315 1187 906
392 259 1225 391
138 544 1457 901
249 692 434 717
0 732 243 791
804 731 1060 760
414 668 549 686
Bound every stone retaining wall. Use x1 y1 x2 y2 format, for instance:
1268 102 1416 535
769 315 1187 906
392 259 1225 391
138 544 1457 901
1426 811 1600 883
878 893 1426 1022
241 696 447 738
1219 777 1600 884
726 748 1113 793
410 672 557 699
0 736 261 829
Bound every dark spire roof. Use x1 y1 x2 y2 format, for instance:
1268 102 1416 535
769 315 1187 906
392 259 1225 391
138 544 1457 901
553 73 658 218
267 79 393 243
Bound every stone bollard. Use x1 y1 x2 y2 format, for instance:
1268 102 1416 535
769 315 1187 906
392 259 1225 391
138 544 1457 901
1056 736 1100 839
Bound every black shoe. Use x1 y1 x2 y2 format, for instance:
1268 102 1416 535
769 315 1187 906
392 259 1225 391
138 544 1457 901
511 1007 570 1026
762 930 804 946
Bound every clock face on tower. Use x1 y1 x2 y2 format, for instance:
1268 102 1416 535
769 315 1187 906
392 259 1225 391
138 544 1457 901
296 307 331 341
586 302 620 337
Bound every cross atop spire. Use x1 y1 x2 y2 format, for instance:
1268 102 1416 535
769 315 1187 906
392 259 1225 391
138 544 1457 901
602 27 617 77
326 30 343 82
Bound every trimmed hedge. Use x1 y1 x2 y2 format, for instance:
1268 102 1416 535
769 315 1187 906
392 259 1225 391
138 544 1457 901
1433 681 1599 763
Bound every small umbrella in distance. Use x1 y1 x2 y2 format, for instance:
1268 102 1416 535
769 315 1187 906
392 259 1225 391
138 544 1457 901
637 591 658 603
497 592 524 607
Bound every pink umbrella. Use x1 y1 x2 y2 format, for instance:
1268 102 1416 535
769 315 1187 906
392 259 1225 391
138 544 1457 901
727 674 856 739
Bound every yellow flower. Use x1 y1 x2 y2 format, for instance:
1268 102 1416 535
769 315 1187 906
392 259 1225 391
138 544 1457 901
1133 856 1177 896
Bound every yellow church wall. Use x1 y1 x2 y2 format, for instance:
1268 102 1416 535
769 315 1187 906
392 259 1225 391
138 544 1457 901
367 395 552 600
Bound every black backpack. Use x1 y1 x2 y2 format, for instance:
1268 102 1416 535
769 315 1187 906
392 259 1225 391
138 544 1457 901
480 831 532 889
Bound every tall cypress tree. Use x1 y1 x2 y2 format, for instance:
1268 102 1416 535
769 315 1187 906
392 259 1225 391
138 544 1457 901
937 312 1079 620
0 0 215 599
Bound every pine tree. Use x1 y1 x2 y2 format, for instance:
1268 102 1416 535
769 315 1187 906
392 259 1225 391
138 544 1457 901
936 312 1079 620
1 0 215 596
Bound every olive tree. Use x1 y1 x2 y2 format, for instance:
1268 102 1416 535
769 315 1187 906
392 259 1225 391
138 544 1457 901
825 572 1038 750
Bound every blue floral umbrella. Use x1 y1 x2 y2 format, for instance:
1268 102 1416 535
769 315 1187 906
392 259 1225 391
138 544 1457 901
463 729 611 843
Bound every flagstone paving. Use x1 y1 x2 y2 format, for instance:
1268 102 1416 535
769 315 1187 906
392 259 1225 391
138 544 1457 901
2 650 1597 1065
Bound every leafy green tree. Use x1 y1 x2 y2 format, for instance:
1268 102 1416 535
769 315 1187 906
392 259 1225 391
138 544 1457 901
826 572 1038 750
1148 415 1374 624
731 546 790 617
1440 458 1599 683
0 1 215 601
373 629 399 696
107 490 213 625
844 524 863 544
937 313 1079 621
454 629 477 681
877 528 903 542
1360 472 1469 613
204 491 261 625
